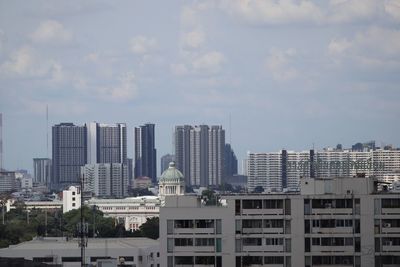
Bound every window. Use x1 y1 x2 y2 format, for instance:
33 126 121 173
382 198 400 209
264 219 283 228
167 238 173 252
72 197 75 201
33 257 53 263
195 219 214 228
264 256 284 264
174 220 193 228
216 238 222 252
195 238 214 246
167 220 173 234
243 238 262 246
175 256 193 265
216 219 222 234
312 238 320 246
175 238 193 246
195 256 215 265
235 199 241 215
243 199 262 209
266 238 283 246
120 257 134 262
62 257 81 262
264 199 283 209
72 203 75 207
243 219 262 228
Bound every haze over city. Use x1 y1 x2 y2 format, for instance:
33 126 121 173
1 1 400 171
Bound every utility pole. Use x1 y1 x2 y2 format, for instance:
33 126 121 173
78 175 88 267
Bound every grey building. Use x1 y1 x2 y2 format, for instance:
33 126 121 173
134 123 157 182
161 154 175 174
160 176 400 267
82 163 128 198
33 158 52 185
174 125 192 185
175 125 225 187
87 122 127 164
0 237 159 267
224 143 238 180
0 113 2 171
0 171 16 193
52 123 87 189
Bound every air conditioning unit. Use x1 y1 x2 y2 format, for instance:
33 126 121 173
346 190 353 194
383 223 391 228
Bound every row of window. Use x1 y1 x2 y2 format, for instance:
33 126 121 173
236 238 291 252
312 219 354 228
174 238 215 247
168 256 221 267
241 219 285 228
235 256 291 267
311 237 357 246
167 219 222 234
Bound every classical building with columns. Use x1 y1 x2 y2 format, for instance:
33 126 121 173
159 162 185 198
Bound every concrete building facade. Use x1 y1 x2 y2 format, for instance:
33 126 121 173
33 158 52 185
160 177 400 267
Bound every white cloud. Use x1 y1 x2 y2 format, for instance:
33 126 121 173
30 20 72 44
220 0 323 24
328 26 400 67
130 36 157 54
97 72 138 102
183 29 205 49
84 52 99 63
328 38 352 55
170 63 188 76
219 0 395 24
266 48 298 81
192 51 225 74
385 0 400 21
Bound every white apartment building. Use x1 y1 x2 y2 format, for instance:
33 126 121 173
63 186 81 213
82 163 128 198
160 176 400 267
248 149 400 192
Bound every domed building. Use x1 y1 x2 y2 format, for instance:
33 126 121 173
159 162 185 198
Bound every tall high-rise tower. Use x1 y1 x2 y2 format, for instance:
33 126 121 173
0 113 2 171
33 158 52 185
174 125 192 185
87 122 127 164
175 125 225 187
52 123 87 189
134 123 157 183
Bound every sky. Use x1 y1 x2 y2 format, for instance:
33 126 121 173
0 0 400 174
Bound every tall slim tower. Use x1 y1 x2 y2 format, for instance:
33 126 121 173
52 123 87 189
0 113 2 171
134 123 157 183
174 125 192 185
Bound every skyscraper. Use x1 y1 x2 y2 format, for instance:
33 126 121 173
33 158 52 185
0 113 2 171
174 125 192 185
224 143 238 179
87 122 127 164
175 125 225 187
160 154 175 174
134 123 157 182
52 123 87 189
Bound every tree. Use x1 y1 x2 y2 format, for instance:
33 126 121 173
139 217 159 239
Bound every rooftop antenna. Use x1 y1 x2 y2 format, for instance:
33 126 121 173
229 113 232 145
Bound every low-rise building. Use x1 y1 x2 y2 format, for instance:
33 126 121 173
0 237 160 267
160 176 400 267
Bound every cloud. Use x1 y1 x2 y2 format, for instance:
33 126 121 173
0 46 64 80
97 72 138 102
219 0 395 25
21 98 87 115
129 36 157 54
266 48 298 81
183 29 205 49
328 26 400 68
192 51 225 74
30 20 72 44
220 0 323 24
385 0 400 21
84 52 99 63
170 63 188 76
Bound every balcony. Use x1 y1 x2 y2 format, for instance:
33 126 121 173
242 228 263 234
242 209 284 215
382 245 400 252
312 227 353 234
381 227 400 234
242 245 263 252
174 228 215 234
312 245 354 253
381 208 400 215
312 208 353 215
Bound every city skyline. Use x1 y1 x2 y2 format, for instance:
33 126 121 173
1 1 399 173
